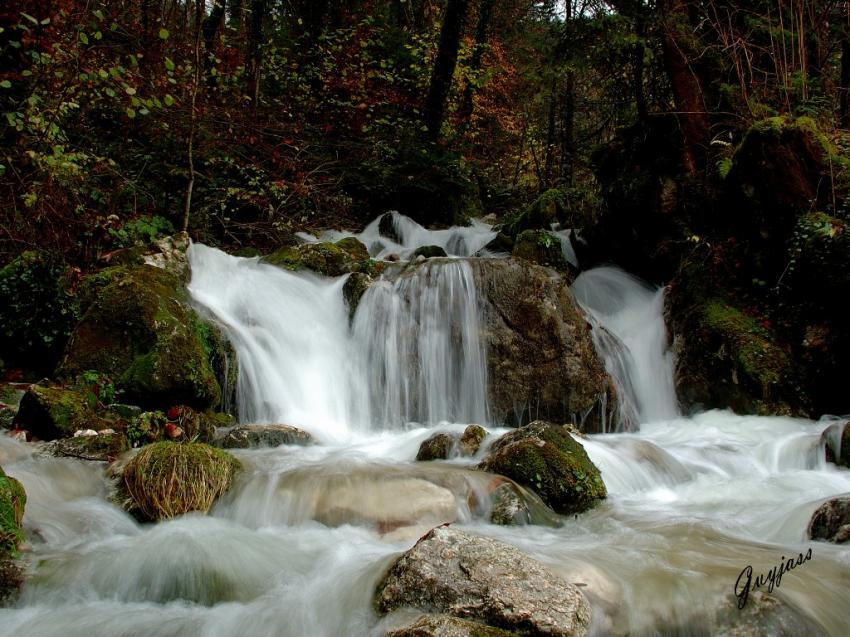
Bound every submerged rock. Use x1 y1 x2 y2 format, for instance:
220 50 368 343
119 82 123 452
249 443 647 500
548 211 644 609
711 591 827 636
213 423 313 449
488 482 531 526
470 259 611 429
121 441 241 521
375 526 591 637
478 421 606 515
59 264 225 411
807 496 850 544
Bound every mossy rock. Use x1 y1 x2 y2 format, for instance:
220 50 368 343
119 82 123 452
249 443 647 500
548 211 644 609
343 272 373 320
459 425 487 456
121 441 241 521
14 383 110 440
59 265 223 411
39 432 129 462
478 421 606 515
512 230 574 278
263 238 370 277
412 245 448 259
0 465 26 559
416 432 456 461
0 251 79 375
503 189 567 239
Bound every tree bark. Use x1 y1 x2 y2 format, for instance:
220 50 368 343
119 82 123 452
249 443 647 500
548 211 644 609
841 36 850 129
658 0 710 173
458 0 496 123
203 0 227 88
246 0 266 107
424 0 471 141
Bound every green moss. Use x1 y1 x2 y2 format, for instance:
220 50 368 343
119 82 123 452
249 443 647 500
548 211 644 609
479 421 606 514
703 300 790 390
121 441 241 521
504 189 567 239
61 265 222 410
43 433 129 461
14 384 102 440
335 237 369 261
512 230 571 273
0 466 26 559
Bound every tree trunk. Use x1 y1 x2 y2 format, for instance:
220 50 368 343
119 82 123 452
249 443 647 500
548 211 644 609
203 1 227 88
658 0 710 173
458 0 496 123
559 70 575 185
543 76 557 190
633 13 647 122
246 0 266 107
841 36 850 129
423 0 471 141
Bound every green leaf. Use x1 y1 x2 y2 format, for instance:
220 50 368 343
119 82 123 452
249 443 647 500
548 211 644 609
124 86 136 95
164 57 175 72
0 80 11 89
126 107 136 119
105 87 116 97
163 94 174 106
159 28 169 40
20 13 39 25
79 32 89 45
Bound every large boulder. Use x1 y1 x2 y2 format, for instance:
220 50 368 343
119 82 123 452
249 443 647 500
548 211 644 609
0 465 26 559
59 265 226 411
470 259 611 429
213 424 313 449
13 383 120 441
263 237 370 277
478 421 606 515
807 496 850 544
375 526 591 637
385 614 515 637
37 431 128 462
121 441 241 521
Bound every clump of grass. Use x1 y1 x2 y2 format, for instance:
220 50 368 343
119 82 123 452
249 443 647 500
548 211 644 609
122 442 241 521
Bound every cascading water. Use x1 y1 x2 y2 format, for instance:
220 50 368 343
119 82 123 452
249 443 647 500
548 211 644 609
3 213 850 637
572 266 679 428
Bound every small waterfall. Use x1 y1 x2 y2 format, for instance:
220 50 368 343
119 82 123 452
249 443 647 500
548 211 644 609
572 267 679 427
188 246 489 438
352 259 489 428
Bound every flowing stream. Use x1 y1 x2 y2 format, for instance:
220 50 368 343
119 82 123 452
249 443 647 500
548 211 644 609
2 215 849 636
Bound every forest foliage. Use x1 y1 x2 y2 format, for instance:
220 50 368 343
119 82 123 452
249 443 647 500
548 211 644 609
1 0 849 264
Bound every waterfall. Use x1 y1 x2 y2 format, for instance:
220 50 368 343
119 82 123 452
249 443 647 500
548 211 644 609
572 266 679 427
187 245 489 438
352 260 489 428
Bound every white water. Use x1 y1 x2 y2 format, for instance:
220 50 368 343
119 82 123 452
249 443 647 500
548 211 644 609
3 217 850 636
299 211 498 260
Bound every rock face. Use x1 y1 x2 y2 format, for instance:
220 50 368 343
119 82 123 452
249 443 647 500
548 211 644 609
807 496 850 544
121 441 241 521
375 526 591 637
478 421 606 515
470 259 611 429
59 265 226 411
213 424 313 449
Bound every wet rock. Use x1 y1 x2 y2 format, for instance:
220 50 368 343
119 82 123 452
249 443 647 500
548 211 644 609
503 189 568 239
412 245 448 259
459 425 486 457
263 237 369 277
416 433 456 461
0 464 25 557
14 383 115 441
386 614 515 637
478 421 606 515
807 496 850 544
379 212 404 244
142 232 190 280
489 482 531 526
470 259 611 429
121 441 241 521
480 232 514 255
376 526 591 637
213 423 314 449
0 558 24 605
316 478 456 530
512 230 576 279
59 265 225 411
37 431 129 462
343 272 373 319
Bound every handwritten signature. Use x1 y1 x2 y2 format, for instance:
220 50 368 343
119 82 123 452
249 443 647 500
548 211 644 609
734 548 813 609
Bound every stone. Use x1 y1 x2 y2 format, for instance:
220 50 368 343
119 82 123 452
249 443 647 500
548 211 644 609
478 421 606 515
412 245 449 259
488 482 530 526
262 237 370 277
213 423 314 449
807 496 850 544
416 433 456 461
710 591 828 636
0 464 26 558
13 384 115 441
59 265 225 411
36 431 129 462
386 614 515 637
470 259 612 430
458 425 487 457
376 526 591 637
512 230 575 278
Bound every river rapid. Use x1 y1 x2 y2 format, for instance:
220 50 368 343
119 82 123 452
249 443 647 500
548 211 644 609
1 213 848 636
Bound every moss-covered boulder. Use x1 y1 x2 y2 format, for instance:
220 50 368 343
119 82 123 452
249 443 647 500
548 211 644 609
14 383 114 441
263 237 370 277
213 423 313 449
342 272 373 320
503 189 568 239
0 465 26 558
459 425 487 457
416 432 456 461
59 265 224 411
512 229 576 279
121 441 241 521
0 251 79 374
38 432 129 462
807 496 850 544
478 421 606 515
